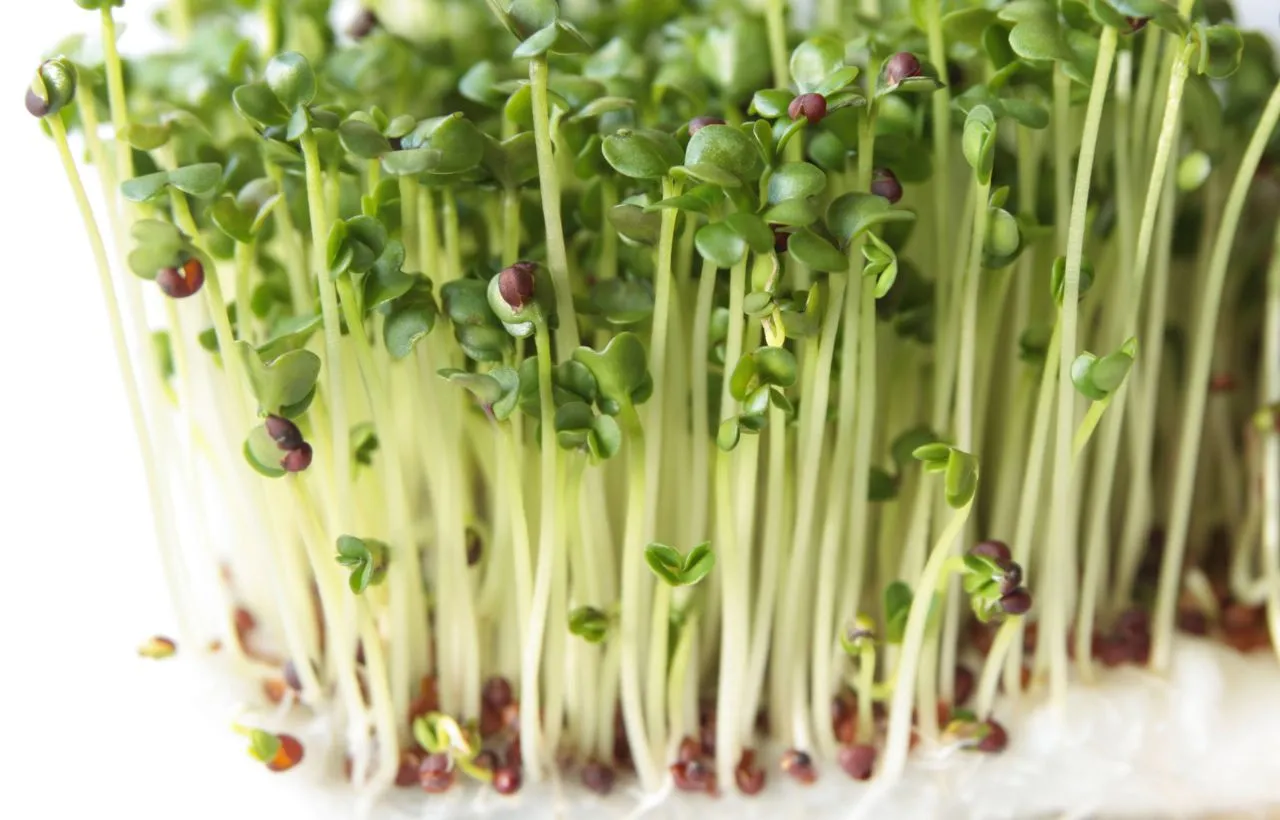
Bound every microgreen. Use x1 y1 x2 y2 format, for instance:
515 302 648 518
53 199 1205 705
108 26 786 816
334 535 390 594
38 0 1280 804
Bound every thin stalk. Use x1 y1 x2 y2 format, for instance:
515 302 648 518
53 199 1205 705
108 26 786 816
100 7 133 183
777 274 848 750
1044 29 1116 704
974 615 1022 719
855 644 876 744
520 318 560 781
740 405 786 735
925 0 953 306
1005 325 1060 694
618 401 659 788
1077 45 1191 677
1262 224 1280 663
714 256 749 787
880 498 974 781
1151 80 1280 671
765 0 789 90
1114 163 1180 611
529 56 580 351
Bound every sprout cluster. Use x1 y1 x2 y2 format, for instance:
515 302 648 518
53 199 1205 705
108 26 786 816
32 0 1280 805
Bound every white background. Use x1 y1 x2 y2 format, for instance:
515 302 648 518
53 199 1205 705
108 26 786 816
0 2 1277 818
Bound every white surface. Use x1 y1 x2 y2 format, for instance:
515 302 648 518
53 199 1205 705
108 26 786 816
0 3 1278 819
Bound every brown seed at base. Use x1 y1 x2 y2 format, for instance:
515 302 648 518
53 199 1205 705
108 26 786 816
483 676 514 710
418 752 455 793
473 750 499 774
155 259 205 299
780 748 817 784
838 743 877 781
281 442 314 472
677 735 702 763
977 720 1008 753
1177 609 1209 636
493 765 522 795
670 759 717 794
1223 602 1261 631
396 749 423 787
267 734 305 772
581 759 616 795
735 748 766 795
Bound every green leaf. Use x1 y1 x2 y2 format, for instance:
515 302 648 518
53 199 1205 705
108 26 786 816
827 193 917 245
608 202 661 245
1196 23 1244 79
884 581 913 644
681 542 716 586
944 449 980 509
790 36 845 94
572 332 650 412
249 730 281 763
751 88 794 119
645 543 684 586
121 122 171 151
1051 256 1095 304
1092 347 1135 393
568 606 610 643
695 222 748 268
814 66 861 97
232 82 291 128
589 278 654 325
684 124 764 184
384 281 440 360
943 8 998 44
120 171 172 203
868 467 898 501
167 163 223 198
238 341 321 415
602 128 681 179
339 120 393 158
589 414 622 461
265 52 316 111
257 313 322 361
788 227 849 272
962 105 998 183
716 417 741 451
767 163 827 204
762 198 820 227
998 0 1075 64
243 426 287 479
1177 151 1212 192
674 162 742 188
912 441 952 466
724 213 774 255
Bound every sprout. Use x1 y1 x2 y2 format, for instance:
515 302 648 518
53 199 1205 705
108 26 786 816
25 58 76 119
